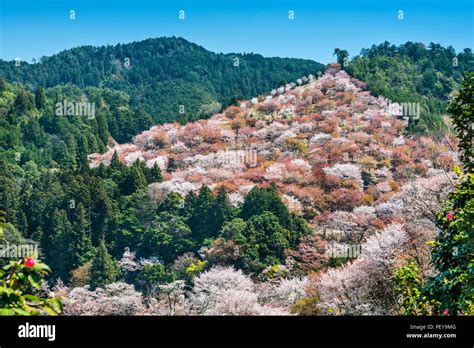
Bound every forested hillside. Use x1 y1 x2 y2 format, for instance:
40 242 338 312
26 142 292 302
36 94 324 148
346 41 473 133
3 39 471 135
2 62 470 316
0 37 324 123
0 78 154 169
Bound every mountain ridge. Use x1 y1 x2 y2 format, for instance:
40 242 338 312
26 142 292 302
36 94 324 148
0 36 324 124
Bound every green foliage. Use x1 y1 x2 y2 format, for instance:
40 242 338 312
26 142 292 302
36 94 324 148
34 87 46 110
0 37 324 124
241 183 291 228
346 41 473 135
185 260 208 279
447 73 474 173
110 151 123 172
240 183 310 249
333 48 349 67
213 186 236 233
259 264 289 281
0 161 21 225
121 161 147 195
0 77 7 93
393 261 438 315
220 218 248 244
89 240 118 290
0 80 151 172
326 256 349 268
1 138 180 282
424 170 474 315
243 212 290 271
158 192 183 215
291 297 321 315
423 73 474 315
139 212 194 263
186 186 217 242
136 263 174 294
147 162 163 184
0 258 62 316
45 208 93 281
14 90 34 114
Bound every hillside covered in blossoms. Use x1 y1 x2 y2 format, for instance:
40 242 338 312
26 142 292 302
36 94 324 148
70 64 463 315
90 64 456 237
2 2 474 346
1 37 471 317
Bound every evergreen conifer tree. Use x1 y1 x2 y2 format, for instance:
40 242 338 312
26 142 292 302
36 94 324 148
90 240 118 290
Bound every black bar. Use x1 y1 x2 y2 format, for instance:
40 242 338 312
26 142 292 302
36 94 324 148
0 316 471 346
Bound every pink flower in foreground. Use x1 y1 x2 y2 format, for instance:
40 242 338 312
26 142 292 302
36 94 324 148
443 309 449 316
447 212 454 221
25 257 36 268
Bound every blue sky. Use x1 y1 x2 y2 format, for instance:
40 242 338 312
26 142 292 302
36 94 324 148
0 0 472 63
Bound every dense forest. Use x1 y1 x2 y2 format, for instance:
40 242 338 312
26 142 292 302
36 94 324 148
0 45 318 312
0 39 472 316
0 37 324 124
0 80 155 168
345 41 473 134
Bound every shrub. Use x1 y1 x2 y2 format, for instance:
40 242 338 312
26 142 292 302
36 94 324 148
423 74 474 315
0 258 62 316
393 261 438 315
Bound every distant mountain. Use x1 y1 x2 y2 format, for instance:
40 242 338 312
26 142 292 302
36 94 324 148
0 37 324 123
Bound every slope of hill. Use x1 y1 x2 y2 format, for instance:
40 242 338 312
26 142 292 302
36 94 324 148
82 64 460 314
0 37 324 123
0 79 156 169
346 41 473 133
2 62 463 315
90 64 457 220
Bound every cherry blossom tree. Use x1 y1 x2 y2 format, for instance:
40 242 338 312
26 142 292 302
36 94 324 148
63 282 148 316
287 234 328 274
188 266 254 314
315 223 408 315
